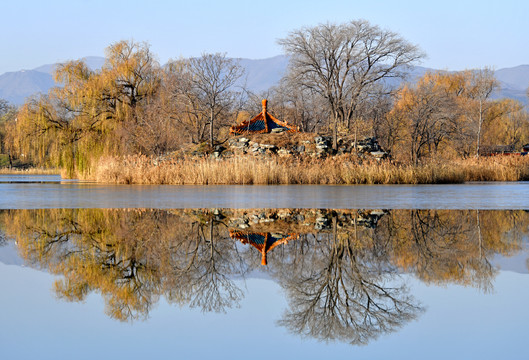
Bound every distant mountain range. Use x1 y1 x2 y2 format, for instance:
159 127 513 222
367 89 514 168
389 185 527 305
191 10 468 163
0 55 527 105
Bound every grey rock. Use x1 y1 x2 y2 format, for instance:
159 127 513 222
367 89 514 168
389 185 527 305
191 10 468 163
315 216 330 230
370 151 387 158
262 144 277 149
231 141 248 148
277 148 291 156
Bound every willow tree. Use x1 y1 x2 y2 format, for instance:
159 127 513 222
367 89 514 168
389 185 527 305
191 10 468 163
278 20 424 150
388 73 461 164
0 99 16 166
12 40 161 176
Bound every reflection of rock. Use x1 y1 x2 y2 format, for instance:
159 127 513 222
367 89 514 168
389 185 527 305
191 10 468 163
222 209 391 233
356 210 388 228
315 215 330 230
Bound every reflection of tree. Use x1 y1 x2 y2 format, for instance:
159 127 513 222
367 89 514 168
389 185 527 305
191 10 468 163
274 218 422 345
0 209 246 321
377 210 522 292
1 208 528 345
10 209 166 321
165 218 247 312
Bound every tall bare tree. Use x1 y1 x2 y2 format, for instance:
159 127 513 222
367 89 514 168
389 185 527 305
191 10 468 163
278 20 424 150
187 53 245 147
467 68 498 157
270 76 328 132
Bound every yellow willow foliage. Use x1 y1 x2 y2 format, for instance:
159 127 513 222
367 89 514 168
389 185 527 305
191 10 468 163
482 98 529 148
389 69 521 161
11 40 162 177
379 210 525 288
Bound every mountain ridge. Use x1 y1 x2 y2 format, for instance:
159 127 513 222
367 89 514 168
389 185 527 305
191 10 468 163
0 55 527 105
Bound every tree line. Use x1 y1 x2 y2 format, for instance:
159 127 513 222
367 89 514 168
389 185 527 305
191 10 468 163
1 19 528 174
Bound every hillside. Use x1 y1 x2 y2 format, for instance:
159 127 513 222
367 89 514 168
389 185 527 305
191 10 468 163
0 55 527 105
0 70 55 104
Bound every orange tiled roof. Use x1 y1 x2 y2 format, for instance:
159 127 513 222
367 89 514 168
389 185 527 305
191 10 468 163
229 230 299 265
229 99 298 135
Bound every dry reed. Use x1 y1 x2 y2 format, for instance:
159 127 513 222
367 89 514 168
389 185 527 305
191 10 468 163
0 168 60 175
85 154 529 185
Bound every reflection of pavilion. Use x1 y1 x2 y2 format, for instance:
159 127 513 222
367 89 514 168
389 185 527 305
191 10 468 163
229 99 298 135
229 230 299 265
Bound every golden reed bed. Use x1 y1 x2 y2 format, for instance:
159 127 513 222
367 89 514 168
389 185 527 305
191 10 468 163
0 168 60 175
84 155 529 185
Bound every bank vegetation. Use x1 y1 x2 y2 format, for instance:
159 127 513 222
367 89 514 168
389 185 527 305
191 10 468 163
1 20 528 184
90 155 529 185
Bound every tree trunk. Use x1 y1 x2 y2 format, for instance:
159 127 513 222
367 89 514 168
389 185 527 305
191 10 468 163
476 210 482 259
476 100 483 158
209 109 214 148
332 114 338 151
354 122 358 155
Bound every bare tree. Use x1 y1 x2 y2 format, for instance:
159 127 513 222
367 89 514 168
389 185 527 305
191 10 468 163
271 76 327 132
467 68 499 157
163 60 209 144
278 20 424 150
186 53 245 147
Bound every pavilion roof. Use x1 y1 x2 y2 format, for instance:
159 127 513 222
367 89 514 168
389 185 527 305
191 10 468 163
230 99 298 135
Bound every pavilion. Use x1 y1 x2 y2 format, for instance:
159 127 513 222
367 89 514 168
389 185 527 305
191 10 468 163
229 99 298 135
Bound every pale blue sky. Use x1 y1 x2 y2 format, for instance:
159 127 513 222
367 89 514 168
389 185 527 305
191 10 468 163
1 0 528 74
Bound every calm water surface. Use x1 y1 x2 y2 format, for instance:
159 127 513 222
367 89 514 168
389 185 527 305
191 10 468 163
1 175 529 209
1 175 528 359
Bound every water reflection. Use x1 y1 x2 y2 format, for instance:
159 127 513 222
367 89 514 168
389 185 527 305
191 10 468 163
1 208 527 345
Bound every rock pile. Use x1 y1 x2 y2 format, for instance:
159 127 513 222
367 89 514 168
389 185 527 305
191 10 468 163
221 135 389 160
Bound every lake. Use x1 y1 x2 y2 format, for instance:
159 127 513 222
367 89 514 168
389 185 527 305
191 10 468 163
2 175 529 209
0 175 528 359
